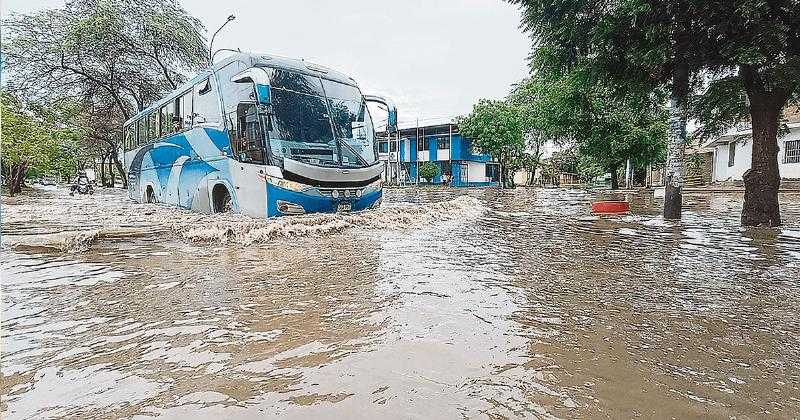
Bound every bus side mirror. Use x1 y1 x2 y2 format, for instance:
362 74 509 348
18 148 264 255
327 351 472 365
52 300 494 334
232 68 272 106
364 95 398 134
255 84 271 106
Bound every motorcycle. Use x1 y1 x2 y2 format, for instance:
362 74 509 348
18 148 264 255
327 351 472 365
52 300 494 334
70 176 94 196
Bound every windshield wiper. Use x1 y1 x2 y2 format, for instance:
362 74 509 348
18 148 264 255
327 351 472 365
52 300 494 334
337 138 370 167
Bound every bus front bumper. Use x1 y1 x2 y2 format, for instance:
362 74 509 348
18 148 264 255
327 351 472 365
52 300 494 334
266 182 383 218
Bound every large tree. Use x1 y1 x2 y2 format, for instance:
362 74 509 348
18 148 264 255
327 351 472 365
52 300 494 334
691 1 800 226
509 0 715 218
509 0 800 226
2 0 207 187
1 94 69 195
457 99 526 188
512 66 667 189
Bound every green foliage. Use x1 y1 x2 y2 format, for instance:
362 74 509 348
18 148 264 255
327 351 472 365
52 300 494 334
418 162 440 183
3 0 207 114
2 0 208 188
514 66 667 178
576 153 605 182
1 94 53 171
1 94 85 194
456 99 526 187
509 0 800 149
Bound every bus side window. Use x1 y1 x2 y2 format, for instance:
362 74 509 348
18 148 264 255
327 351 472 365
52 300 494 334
179 91 193 130
193 78 221 126
125 125 135 151
160 103 174 137
148 113 157 142
137 118 146 146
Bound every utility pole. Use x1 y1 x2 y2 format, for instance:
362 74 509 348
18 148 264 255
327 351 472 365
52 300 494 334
415 117 420 185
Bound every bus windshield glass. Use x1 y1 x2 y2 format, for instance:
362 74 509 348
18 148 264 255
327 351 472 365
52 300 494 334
265 68 376 168
322 79 376 167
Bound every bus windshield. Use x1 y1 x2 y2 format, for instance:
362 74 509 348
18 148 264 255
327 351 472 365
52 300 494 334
265 69 376 168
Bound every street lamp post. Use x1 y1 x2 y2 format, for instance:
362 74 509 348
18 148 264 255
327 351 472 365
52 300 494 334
208 15 236 65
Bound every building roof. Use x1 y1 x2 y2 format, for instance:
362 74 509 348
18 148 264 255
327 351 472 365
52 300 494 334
704 122 800 147
702 105 800 147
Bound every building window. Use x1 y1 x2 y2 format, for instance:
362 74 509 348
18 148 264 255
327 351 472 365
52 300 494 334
728 142 736 167
485 163 500 182
438 137 450 150
785 140 800 164
390 141 398 152
417 138 429 151
379 141 389 153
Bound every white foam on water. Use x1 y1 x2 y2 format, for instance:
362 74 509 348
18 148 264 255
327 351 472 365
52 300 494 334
2 188 485 252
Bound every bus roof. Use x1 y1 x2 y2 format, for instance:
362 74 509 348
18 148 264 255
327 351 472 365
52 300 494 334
124 52 359 127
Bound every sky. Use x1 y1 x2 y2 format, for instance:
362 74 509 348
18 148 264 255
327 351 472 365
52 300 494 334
2 0 532 127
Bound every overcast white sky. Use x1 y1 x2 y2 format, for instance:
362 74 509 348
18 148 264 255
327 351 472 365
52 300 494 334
2 0 531 126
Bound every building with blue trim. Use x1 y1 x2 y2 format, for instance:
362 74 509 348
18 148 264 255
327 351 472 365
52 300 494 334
377 122 500 187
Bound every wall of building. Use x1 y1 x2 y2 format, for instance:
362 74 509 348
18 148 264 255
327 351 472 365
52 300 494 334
383 128 497 187
713 127 800 181
466 161 487 183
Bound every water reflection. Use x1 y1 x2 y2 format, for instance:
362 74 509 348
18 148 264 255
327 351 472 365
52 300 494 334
2 187 800 418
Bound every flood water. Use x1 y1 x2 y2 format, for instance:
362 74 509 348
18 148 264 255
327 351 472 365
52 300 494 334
2 186 800 419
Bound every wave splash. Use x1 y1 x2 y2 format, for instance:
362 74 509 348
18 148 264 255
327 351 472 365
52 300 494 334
3 189 484 252
178 196 484 244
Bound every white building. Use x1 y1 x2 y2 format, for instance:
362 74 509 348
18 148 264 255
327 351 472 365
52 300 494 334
706 121 800 183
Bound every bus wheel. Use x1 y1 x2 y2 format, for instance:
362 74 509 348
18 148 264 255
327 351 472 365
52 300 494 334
212 185 232 213
145 186 156 204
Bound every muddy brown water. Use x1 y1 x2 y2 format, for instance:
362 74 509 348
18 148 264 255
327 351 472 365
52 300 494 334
2 186 800 419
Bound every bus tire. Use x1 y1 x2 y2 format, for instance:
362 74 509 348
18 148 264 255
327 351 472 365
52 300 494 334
145 186 156 204
212 185 232 213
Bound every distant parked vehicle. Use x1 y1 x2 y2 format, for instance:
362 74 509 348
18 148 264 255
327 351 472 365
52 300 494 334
39 177 57 186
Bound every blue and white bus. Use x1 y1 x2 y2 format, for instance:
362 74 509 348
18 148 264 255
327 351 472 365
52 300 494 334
122 52 397 217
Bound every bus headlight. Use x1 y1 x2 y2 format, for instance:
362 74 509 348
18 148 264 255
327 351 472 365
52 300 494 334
267 176 309 192
331 190 340 199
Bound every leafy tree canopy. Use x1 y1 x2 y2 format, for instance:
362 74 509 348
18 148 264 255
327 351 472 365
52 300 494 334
514 65 667 179
1 93 87 195
418 162 440 183
2 0 208 188
3 0 207 116
456 99 526 187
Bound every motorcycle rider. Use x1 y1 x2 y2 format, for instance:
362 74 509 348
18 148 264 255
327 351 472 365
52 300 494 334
70 172 94 195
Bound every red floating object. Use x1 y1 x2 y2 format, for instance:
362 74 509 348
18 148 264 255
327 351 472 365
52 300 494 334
591 200 630 214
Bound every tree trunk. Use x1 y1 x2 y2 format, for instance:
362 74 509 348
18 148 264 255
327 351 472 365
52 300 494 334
741 66 785 227
664 62 690 220
100 153 107 187
528 162 538 186
112 150 127 188
109 157 116 187
7 162 28 196
609 163 619 190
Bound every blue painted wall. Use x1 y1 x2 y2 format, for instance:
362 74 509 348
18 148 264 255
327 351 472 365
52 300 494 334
400 133 491 164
